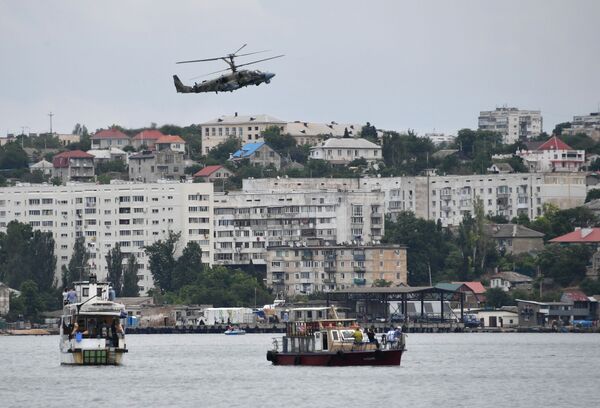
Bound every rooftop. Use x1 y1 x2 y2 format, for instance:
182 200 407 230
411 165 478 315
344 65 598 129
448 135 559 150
487 223 545 239
92 128 129 140
132 129 165 141
490 271 533 283
194 165 225 177
286 121 361 137
537 136 573 151
202 114 285 125
156 135 185 144
549 228 600 244
231 142 266 159
313 137 380 149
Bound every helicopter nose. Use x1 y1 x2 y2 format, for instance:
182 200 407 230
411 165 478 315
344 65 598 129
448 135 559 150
264 72 275 81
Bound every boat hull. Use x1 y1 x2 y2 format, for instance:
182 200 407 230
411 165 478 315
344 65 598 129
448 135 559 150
266 349 402 366
60 349 126 366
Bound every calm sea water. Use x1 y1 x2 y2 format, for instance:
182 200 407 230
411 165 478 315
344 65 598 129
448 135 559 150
1 333 599 407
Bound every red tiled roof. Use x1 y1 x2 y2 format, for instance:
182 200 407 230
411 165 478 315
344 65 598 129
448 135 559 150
132 130 165 141
549 228 600 243
53 150 94 168
156 135 185 144
92 128 129 140
537 136 573 151
194 165 224 177
453 281 487 294
562 290 590 303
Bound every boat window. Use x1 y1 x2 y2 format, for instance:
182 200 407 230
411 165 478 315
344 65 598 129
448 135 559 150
332 331 339 341
82 287 89 297
341 330 355 340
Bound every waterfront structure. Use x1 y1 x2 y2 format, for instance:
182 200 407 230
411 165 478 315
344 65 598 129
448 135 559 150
52 150 95 183
265 244 407 296
129 149 185 182
517 298 594 328
486 223 545 255
242 172 586 227
200 114 286 154
0 181 214 294
517 136 585 173
212 189 384 266
29 159 54 176
478 107 542 144
91 128 131 149
475 309 519 328
564 111 600 140
489 271 533 292
309 138 382 165
229 142 282 170
131 130 165 150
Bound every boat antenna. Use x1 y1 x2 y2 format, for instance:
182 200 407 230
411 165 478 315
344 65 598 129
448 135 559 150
76 294 98 314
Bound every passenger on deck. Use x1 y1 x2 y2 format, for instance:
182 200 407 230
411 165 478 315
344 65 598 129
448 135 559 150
386 327 397 349
352 326 363 344
66 288 78 304
367 326 379 349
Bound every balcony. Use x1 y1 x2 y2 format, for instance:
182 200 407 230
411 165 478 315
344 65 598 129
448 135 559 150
324 266 336 273
353 266 366 273
324 254 337 261
353 254 365 261
353 278 366 285
323 278 336 284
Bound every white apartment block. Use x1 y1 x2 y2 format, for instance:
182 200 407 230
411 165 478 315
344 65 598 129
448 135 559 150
266 244 407 296
201 114 286 154
421 132 456 145
212 189 385 266
285 121 362 146
243 173 586 227
564 111 600 140
309 138 382 164
478 107 543 144
0 182 214 294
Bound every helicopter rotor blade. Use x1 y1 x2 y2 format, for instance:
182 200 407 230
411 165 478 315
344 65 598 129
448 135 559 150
189 67 232 80
234 50 271 58
234 54 284 69
176 56 224 64
232 43 247 55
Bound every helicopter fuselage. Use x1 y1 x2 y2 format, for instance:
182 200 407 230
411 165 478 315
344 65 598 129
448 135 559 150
173 70 275 94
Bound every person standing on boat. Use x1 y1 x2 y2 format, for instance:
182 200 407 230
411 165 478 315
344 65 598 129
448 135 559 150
66 288 78 304
352 326 363 344
386 327 397 349
367 326 379 349
62 288 69 305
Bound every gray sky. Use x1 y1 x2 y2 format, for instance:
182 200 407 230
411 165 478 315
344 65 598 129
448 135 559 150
1 0 599 136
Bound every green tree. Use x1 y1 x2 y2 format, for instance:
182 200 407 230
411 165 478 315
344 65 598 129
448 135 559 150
62 237 90 287
145 232 180 292
122 254 140 297
51 176 62 186
0 142 29 170
360 122 378 142
537 244 591 287
28 230 57 290
106 244 124 296
95 159 127 175
172 241 203 291
485 287 513 308
205 137 242 164
18 280 44 322
382 130 433 175
553 122 571 136
585 189 600 203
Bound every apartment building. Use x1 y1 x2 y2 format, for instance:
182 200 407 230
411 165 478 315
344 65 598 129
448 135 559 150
129 149 185 182
243 172 586 227
421 132 456 145
0 182 214 294
478 107 542 144
564 111 600 140
212 189 385 266
201 114 286 154
265 244 407 296
285 121 362 146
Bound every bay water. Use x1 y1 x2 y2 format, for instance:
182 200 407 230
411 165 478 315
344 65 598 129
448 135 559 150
1 333 598 407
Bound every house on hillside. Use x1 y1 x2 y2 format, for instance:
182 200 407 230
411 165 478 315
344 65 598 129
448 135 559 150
29 159 53 176
453 282 487 309
91 128 131 149
155 135 186 153
309 137 381 165
229 142 282 170
490 271 533 292
487 163 514 174
550 227 600 279
131 130 165 150
87 147 128 164
129 150 184 182
486 223 545 255
193 165 234 183
52 150 95 183
516 136 585 173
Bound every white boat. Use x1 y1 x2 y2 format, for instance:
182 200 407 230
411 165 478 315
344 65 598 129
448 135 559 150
59 277 128 365
224 327 246 335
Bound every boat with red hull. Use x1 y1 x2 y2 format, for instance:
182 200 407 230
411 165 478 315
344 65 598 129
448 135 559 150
267 316 405 366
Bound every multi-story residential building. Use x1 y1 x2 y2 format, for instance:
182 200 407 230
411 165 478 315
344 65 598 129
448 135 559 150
131 130 165 150
155 135 186 153
200 114 286 154
91 128 131 149
285 121 362 146
309 138 382 165
265 244 407 296
563 111 600 140
517 136 585 173
129 149 185 182
478 107 542 144
0 182 213 295
229 142 282 170
243 172 587 227
212 189 384 266
52 150 95 183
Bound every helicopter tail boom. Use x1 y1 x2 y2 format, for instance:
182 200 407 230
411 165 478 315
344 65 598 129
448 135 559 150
173 75 194 93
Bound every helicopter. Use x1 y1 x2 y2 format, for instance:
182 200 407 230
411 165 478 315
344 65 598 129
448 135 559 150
173 44 283 94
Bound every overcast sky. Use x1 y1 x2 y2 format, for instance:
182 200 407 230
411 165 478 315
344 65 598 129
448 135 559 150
1 0 599 136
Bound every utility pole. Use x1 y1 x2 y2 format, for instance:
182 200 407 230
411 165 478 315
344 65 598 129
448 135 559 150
48 112 54 150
